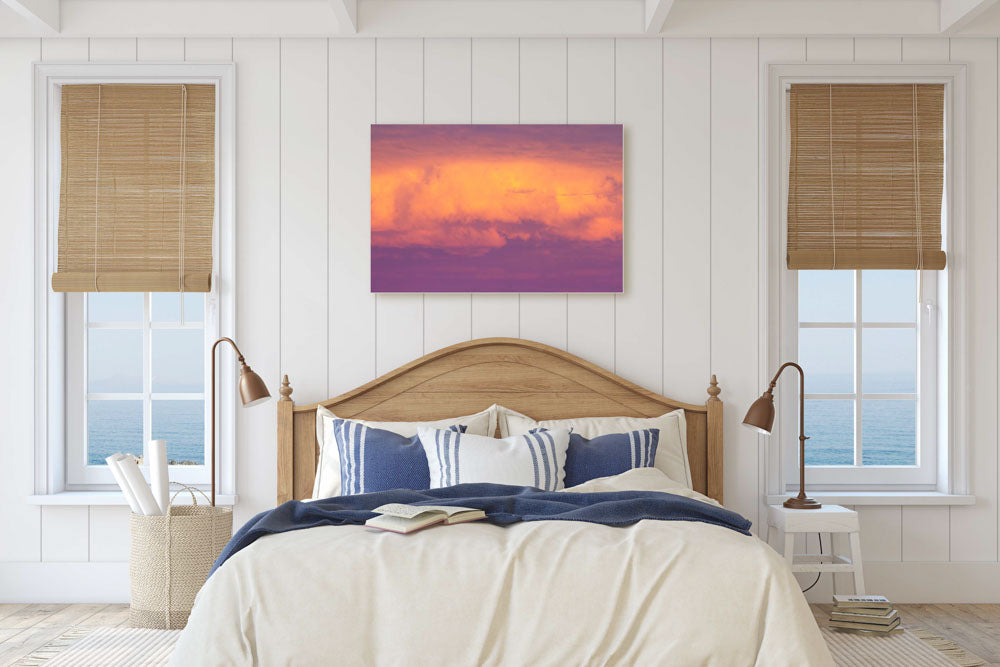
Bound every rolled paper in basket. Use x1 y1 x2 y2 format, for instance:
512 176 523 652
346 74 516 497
149 440 169 516
106 454 142 514
117 454 162 516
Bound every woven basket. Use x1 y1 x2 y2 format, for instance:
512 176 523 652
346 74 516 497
129 486 232 629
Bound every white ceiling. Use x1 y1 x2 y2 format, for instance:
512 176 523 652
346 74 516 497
1 0 1000 38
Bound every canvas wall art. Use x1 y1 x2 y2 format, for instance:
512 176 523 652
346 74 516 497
371 124 623 293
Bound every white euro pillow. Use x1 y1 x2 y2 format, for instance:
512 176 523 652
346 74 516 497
418 427 571 491
312 404 498 499
498 406 692 489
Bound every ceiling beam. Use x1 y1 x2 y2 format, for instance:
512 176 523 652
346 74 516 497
330 0 357 33
939 0 999 33
644 0 676 34
1 0 59 32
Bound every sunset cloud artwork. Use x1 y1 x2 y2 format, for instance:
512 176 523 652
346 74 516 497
371 124 623 292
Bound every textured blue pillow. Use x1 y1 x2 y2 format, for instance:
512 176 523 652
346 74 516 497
559 428 660 487
333 419 466 496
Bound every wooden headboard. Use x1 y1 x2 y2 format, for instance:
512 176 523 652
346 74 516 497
277 338 723 505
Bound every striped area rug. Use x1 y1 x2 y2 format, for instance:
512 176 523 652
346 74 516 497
822 626 986 667
12 627 181 667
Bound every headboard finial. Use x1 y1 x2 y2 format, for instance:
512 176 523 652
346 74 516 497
279 374 293 402
707 374 721 401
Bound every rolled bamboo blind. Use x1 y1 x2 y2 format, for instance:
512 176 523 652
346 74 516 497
787 83 946 270
52 84 216 292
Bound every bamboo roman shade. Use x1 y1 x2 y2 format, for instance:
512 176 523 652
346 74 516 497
786 83 946 270
52 83 216 292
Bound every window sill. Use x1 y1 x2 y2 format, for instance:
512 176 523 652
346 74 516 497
27 492 238 507
766 492 975 506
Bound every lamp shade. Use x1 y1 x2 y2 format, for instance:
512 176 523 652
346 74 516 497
742 392 775 435
238 364 271 407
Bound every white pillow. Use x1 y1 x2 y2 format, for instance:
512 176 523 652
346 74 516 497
313 404 498 499
418 427 571 491
563 468 721 507
498 406 692 489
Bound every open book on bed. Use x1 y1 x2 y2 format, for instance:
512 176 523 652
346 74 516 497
365 503 486 534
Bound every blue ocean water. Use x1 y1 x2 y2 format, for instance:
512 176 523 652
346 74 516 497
88 400 205 465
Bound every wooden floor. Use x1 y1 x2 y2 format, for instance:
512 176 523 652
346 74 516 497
0 603 997 665
812 603 1000 666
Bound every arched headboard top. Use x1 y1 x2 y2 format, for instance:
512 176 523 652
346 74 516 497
277 338 723 504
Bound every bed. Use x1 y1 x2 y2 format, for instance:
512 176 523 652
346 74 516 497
172 338 833 665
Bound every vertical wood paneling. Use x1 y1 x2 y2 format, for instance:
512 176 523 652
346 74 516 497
950 38 999 562
184 38 232 61
662 38 711 404
903 507 951 562
40 38 87 61
280 39 329 402
566 38 616 372
615 39 662 392
137 38 184 61
805 37 854 62
88 38 136 61
376 39 425 374
0 38 41 561
88 506 130 562
853 37 902 62
233 38 281 524
423 38 473 354
470 38 520 339
710 38 759 529
518 38 568 349
330 39 377 394
40 507 88 562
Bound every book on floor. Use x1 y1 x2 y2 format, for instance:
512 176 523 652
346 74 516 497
830 609 898 625
365 503 486 534
832 594 893 611
828 617 901 633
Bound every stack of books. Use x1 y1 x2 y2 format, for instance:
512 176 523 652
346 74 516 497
829 595 901 634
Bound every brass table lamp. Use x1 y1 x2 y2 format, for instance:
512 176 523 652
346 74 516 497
210 337 271 506
744 362 821 510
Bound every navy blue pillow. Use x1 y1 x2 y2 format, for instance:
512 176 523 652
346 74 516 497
557 428 660 487
333 419 466 495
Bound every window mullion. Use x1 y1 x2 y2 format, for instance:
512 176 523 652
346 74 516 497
854 270 863 467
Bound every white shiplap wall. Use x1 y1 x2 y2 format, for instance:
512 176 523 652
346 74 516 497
1 35 999 602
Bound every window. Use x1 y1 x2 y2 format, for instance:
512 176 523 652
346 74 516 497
65 292 212 486
791 269 938 486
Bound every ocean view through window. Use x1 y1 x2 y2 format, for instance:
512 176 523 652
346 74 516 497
798 270 921 467
86 292 207 467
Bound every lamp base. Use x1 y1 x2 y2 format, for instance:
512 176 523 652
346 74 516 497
783 496 822 510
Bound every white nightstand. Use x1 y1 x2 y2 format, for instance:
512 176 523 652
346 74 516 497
766 504 865 595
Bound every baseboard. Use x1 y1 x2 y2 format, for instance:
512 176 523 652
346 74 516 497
805 561 1000 603
0 562 129 603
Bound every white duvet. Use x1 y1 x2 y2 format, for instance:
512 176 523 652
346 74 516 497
172 469 833 666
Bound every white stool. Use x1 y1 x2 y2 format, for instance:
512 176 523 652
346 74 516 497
765 504 865 595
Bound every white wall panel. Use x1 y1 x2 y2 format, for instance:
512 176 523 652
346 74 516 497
710 38 759 530
40 507 88 562
280 39 329 402
858 506 903 562
137 38 184 61
615 39 662 392
0 38 41 562
88 38 136 61
184 38 231 61
903 507 951 562
518 38 568 350
950 38 999 562
40 38 87 61
662 38 711 404
805 37 854 62
566 38 615 372
902 37 950 61
330 39 377 394
234 38 281 522
375 38 425 373
423 38 473 354
853 36 902 62
87 506 129 562
470 38 520 339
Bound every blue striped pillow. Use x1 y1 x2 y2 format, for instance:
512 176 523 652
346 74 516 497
555 428 660 487
333 419 465 496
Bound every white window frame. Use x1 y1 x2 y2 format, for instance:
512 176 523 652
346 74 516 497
33 63 236 496
762 63 969 495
